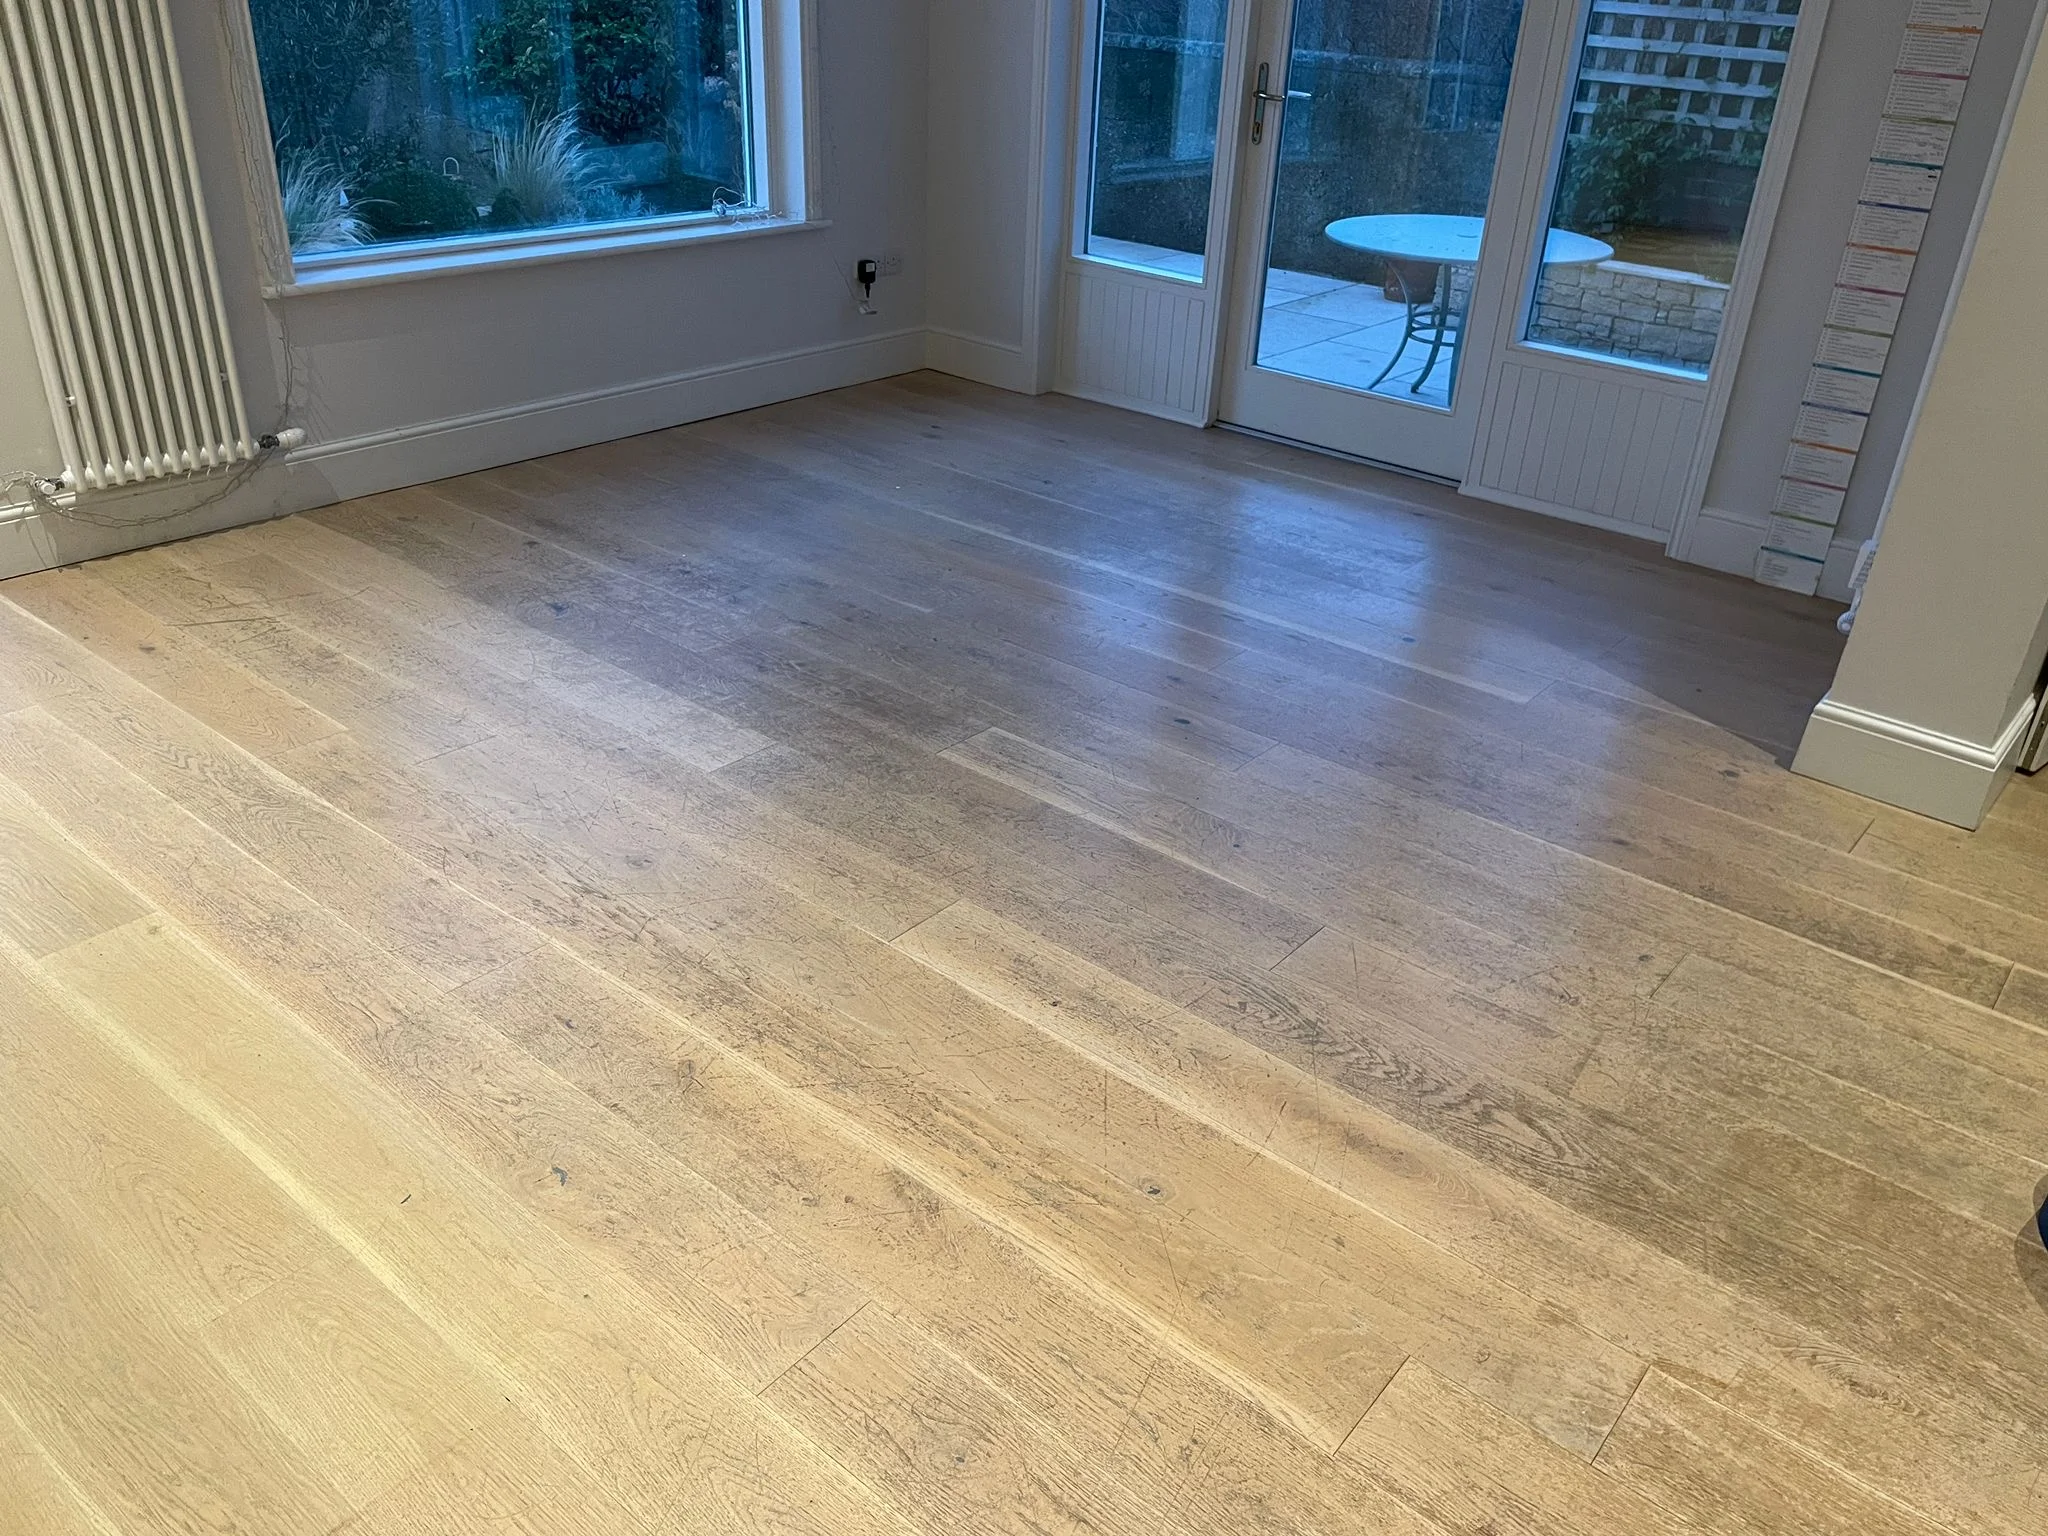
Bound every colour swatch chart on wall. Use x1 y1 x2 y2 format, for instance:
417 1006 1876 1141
1754 0 1990 596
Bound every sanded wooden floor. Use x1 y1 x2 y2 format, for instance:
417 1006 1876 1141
1 373 2045 1535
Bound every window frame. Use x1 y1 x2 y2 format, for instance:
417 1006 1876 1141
1508 0 1808 380
1070 0 1236 288
221 0 820 297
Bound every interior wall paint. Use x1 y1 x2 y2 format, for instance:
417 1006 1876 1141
1794 1 2048 827
0 225 59 478
0 0 931 576
1701 0 2040 558
242 0 932 458
925 0 1070 391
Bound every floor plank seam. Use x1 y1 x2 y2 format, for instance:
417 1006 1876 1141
751 1300 870 1400
1587 1360 1654 1465
1264 923 1329 974
1330 1354 1409 1460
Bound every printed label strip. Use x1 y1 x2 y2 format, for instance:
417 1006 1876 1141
1755 0 1987 594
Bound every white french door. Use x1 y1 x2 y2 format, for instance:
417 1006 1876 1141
1215 0 1571 481
1060 0 1829 546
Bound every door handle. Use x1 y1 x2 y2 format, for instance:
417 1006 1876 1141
1250 62 1310 145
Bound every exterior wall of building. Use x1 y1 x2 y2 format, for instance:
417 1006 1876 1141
1528 259 1729 370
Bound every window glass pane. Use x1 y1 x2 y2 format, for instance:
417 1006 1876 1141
1253 0 1527 411
1085 1 1230 281
1528 0 1803 375
247 1 754 259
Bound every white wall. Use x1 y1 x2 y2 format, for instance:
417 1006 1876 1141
924 0 1071 393
1700 0 2042 592
1 0 931 576
0 226 60 478
1794 0 2048 827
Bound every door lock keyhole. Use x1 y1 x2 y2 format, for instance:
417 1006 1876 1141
1250 61 1311 145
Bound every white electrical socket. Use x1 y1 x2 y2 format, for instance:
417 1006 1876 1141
879 252 904 277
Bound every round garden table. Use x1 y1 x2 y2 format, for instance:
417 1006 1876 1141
1323 215 1613 393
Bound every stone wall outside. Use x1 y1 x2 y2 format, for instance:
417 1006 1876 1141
1527 260 1728 372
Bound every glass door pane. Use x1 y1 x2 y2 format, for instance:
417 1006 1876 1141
1252 0 1527 411
1527 0 1804 375
1084 1 1233 281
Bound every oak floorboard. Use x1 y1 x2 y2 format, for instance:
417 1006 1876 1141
710 386 1733 675
0 718 1442 1536
453 945 1455 1536
441 469 1285 769
0 660 1630 1471
3 377 2043 1535
462 447 2006 1002
0 1395 114 1536
1997 963 2048 1030
1236 745 2030 1045
337 1404 648 1536
1341 1361 1683 1536
0 713 872 1395
0 931 328 1331
198 1244 508 1515
867 374 1841 656
115 548 953 943
1568 1012 2045 1234
1595 1370 1948 1536
0 777 150 958
2 565 347 756
36 917 912 1536
257 728 1639 1457
695 389 1836 747
0 1173 350 1536
756 1303 1182 1536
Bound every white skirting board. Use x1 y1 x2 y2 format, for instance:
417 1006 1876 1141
924 328 1039 395
292 328 928 503
1793 692 2041 829
1685 505 1862 602
0 328 926 580
0 465 312 581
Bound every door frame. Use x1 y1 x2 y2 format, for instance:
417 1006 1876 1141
1659 0 1832 564
1053 0 1260 423
1210 0 1580 481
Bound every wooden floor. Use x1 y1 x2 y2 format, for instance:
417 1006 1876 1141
1 374 2045 1535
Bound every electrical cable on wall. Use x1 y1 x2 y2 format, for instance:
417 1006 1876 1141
2 296 310 533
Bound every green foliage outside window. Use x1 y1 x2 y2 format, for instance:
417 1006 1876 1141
247 0 416 157
473 0 679 146
1557 92 1768 239
246 0 752 252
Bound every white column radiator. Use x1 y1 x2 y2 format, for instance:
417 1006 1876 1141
0 0 252 491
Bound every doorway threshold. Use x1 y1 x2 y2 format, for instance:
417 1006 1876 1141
1215 422 1462 488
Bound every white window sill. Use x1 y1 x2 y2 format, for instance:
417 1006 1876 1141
1512 339 1712 387
268 211 830 298
1067 251 1209 288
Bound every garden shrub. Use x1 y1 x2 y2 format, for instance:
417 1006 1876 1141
474 0 679 146
247 0 413 153
358 165 480 240
1557 92 1767 240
